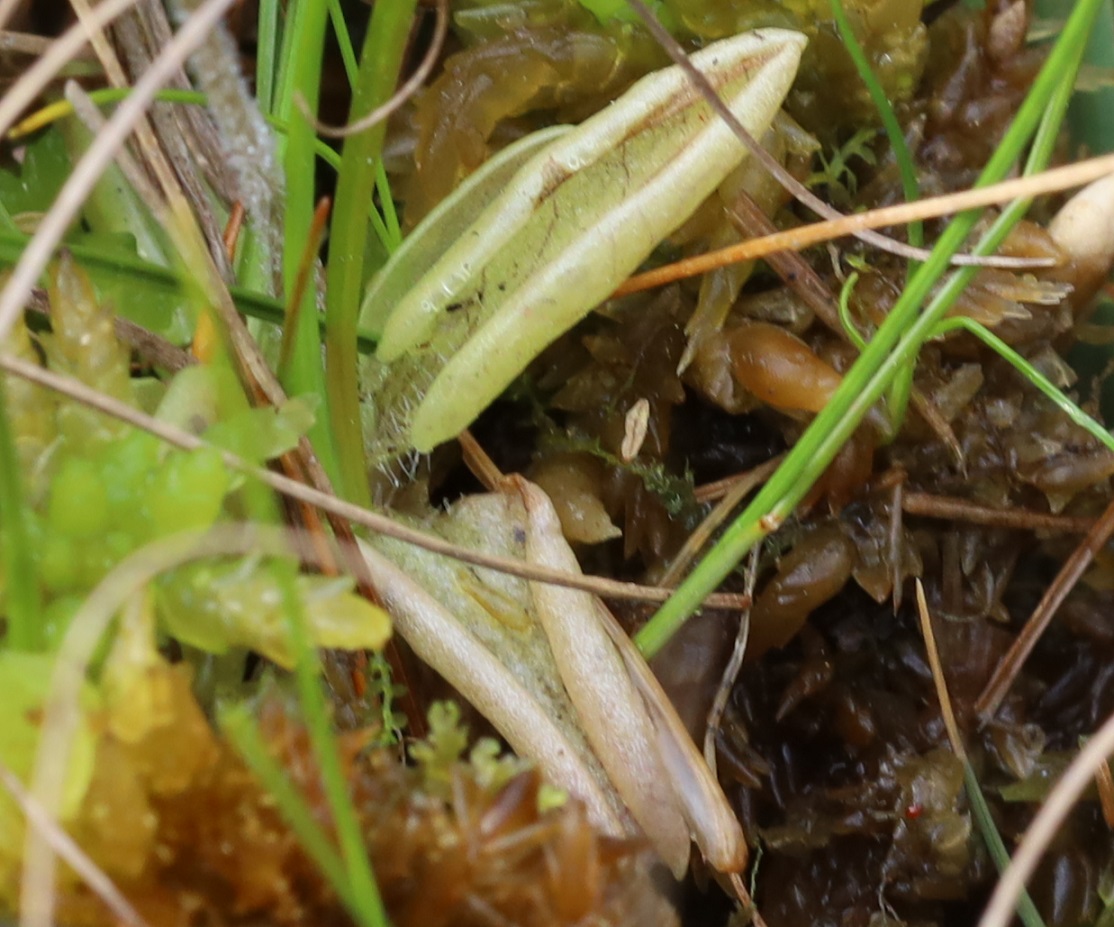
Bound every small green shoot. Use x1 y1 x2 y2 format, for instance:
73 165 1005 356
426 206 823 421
806 127 877 204
272 565 388 927
829 0 924 432
278 0 340 487
837 271 868 353
325 0 417 506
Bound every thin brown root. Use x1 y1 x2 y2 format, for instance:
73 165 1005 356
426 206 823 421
975 492 1114 722
277 197 331 377
459 428 505 491
0 351 742 609
24 293 193 372
729 872 770 927
724 187 842 334
222 200 246 256
693 455 783 505
0 0 238 343
667 455 782 587
69 0 210 262
704 545 761 774
914 579 968 761
888 477 904 613
0 0 138 142
903 492 1094 534
614 153 1114 298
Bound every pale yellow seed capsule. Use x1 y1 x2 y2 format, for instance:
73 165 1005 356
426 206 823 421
364 29 807 459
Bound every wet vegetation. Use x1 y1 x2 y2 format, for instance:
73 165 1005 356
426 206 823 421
2 0 1114 925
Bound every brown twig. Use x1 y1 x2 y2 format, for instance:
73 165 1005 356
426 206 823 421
889 476 904 612
622 0 1055 272
976 493 1114 722
458 428 505 492
277 197 331 378
613 152 1114 298
915 579 968 760
723 176 842 334
24 291 194 373
903 491 1095 534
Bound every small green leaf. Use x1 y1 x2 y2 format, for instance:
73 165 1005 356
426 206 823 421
156 563 391 668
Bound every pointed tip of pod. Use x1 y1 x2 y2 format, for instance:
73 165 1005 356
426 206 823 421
384 27 809 456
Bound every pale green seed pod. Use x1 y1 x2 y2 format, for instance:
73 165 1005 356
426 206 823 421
362 28 807 463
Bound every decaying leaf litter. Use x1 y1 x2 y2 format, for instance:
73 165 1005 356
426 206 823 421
2 0 1114 926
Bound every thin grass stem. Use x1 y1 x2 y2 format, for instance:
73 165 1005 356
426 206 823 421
829 0 922 253
829 0 923 431
255 0 280 113
326 0 358 87
914 582 1047 927
274 565 389 927
934 317 1114 453
325 0 417 506
220 705 359 908
279 0 340 485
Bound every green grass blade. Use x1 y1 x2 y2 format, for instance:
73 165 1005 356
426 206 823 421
829 0 922 253
375 160 402 249
934 317 1114 454
635 0 1105 659
274 564 389 927
256 0 281 114
325 0 417 506
327 0 359 88
15 88 404 255
220 704 359 909
272 0 302 129
0 230 381 353
829 0 923 432
962 761 1047 927
837 271 868 351
279 0 341 486
1037 0 1114 155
